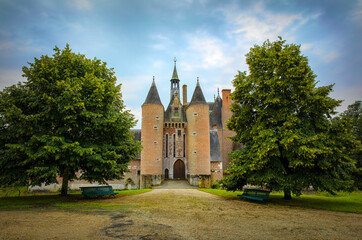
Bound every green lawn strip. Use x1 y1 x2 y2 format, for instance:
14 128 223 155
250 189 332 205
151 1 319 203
0 189 152 211
199 189 362 213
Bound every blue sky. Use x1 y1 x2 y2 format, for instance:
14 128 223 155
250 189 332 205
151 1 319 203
0 0 361 128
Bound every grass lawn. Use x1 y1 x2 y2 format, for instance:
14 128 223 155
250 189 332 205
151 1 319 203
0 189 152 211
199 188 362 213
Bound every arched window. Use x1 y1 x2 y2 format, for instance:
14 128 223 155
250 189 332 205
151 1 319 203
173 134 176 157
183 134 186 157
165 134 169 157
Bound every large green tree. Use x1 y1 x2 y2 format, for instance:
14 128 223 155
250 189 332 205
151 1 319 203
341 100 362 189
224 37 358 199
0 45 141 196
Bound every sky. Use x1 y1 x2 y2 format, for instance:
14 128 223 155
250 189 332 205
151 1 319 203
0 0 361 129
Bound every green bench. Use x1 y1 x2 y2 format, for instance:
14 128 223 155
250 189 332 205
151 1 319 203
237 189 271 202
80 186 118 197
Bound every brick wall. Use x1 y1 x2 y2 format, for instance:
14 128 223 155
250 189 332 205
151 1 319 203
140 104 164 176
220 89 234 172
186 104 210 176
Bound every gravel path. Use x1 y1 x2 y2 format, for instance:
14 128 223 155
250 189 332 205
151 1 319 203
1 189 361 240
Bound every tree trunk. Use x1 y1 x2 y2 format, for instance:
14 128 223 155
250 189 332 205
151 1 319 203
61 168 69 196
283 188 292 200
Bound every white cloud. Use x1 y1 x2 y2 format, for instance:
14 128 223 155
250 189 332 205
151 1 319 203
322 51 339 63
117 74 151 101
330 84 362 114
127 106 142 129
0 68 25 90
184 32 233 70
152 60 165 69
352 0 362 24
221 2 317 45
150 34 172 50
300 43 312 52
68 0 93 11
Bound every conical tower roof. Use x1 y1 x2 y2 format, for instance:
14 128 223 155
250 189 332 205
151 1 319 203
189 77 207 106
171 58 179 80
143 77 163 106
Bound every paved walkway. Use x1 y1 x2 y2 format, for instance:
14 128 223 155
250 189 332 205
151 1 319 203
152 179 198 189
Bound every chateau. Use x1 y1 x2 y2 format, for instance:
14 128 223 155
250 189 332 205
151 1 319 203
31 60 234 191
134 60 234 188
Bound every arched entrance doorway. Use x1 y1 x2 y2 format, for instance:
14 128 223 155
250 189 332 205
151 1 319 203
173 159 185 179
165 169 169 179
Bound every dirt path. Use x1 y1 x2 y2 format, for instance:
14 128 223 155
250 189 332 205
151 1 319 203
1 189 361 240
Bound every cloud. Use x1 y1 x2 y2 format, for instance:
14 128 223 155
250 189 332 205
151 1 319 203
330 84 362 114
352 0 362 24
221 2 317 44
0 68 25 90
117 74 152 101
0 41 13 50
300 43 312 52
127 106 142 129
322 51 339 63
150 34 173 50
184 31 233 70
68 0 93 11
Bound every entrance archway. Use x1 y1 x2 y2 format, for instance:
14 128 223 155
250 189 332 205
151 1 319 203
173 159 185 179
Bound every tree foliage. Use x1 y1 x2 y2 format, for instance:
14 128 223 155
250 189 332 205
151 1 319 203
224 37 358 199
0 45 141 195
341 100 362 189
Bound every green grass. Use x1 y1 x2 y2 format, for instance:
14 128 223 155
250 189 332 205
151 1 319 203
0 189 152 211
199 188 362 213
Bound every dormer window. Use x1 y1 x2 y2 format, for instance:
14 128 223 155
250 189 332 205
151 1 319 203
173 107 180 117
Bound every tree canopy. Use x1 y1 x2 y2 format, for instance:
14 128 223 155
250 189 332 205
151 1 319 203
224 37 358 199
341 100 362 189
0 45 141 196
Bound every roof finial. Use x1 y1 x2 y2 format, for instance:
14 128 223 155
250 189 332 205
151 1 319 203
174 57 177 66
217 88 220 97
197 77 200 86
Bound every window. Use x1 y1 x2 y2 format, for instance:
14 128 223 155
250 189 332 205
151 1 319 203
193 112 198 116
153 125 158 129
183 134 186 157
178 130 181 136
173 134 176 157
165 134 168 157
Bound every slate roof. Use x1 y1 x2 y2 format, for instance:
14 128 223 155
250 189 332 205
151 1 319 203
143 79 163 106
171 64 179 80
131 129 141 160
210 130 222 162
209 96 223 129
189 79 207 106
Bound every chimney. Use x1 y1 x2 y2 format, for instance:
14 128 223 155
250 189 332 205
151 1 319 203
222 89 231 107
183 84 187 106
